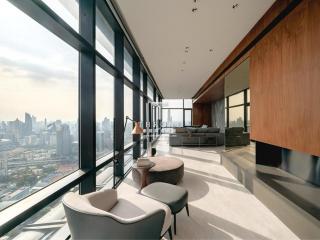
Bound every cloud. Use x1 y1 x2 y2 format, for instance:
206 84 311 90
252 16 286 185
0 57 77 84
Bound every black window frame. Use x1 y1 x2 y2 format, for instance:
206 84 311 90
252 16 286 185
225 88 250 132
0 0 163 236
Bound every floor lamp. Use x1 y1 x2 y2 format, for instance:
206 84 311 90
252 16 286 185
145 101 162 157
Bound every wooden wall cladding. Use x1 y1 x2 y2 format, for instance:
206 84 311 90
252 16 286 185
192 103 212 127
193 0 293 99
250 0 320 157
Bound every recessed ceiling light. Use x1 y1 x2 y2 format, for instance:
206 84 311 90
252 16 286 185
232 3 239 9
209 49 213 52
185 46 189 49
192 7 198 13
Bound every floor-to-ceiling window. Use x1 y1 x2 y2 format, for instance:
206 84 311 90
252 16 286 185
0 0 162 238
96 67 114 159
124 85 133 146
161 99 193 133
0 0 79 211
225 89 250 131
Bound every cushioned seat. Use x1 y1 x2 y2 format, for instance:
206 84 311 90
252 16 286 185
148 156 184 185
141 182 189 234
111 193 172 236
62 189 172 239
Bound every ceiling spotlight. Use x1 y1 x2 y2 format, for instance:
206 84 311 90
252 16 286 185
192 7 198 12
209 49 213 52
185 46 189 49
232 3 239 9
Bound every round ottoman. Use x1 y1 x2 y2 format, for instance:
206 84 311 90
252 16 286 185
148 156 184 185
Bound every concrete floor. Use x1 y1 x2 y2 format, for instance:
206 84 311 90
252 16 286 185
118 135 299 240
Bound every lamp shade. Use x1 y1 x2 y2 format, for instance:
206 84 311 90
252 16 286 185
132 122 144 135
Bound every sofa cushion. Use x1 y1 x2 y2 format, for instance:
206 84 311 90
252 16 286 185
191 133 206 136
207 127 220 133
196 128 209 133
175 127 187 133
186 127 197 136
111 193 171 235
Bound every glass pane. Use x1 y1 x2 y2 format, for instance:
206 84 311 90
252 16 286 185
124 86 133 146
124 149 133 173
184 110 192 126
247 89 250 103
0 1 78 211
140 96 144 128
225 108 227 127
96 66 114 160
162 109 183 128
96 8 114 65
3 187 79 239
140 70 144 91
229 106 244 128
96 163 113 190
41 0 79 32
124 48 133 81
147 79 153 99
184 99 193 108
229 92 244 107
162 99 183 108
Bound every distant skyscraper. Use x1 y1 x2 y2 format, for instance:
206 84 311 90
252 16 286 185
24 113 32 136
96 131 105 153
8 118 24 141
31 115 37 131
56 124 71 157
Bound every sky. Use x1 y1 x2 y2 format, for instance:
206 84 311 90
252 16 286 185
0 1 116 123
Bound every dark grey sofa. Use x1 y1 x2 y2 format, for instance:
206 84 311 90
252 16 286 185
225 127 250 147
169 127 224 146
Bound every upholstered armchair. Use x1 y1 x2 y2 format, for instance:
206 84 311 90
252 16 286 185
62 189 172 239
225 127 250 147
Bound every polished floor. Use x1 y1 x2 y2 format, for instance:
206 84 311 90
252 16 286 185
117 135 299 240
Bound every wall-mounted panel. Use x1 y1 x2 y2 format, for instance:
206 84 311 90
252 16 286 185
250 0 320 157
192 103 212 127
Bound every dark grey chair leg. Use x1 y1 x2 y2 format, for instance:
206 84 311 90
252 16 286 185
174 214 177 235
186 203 190 216
168 226 173 240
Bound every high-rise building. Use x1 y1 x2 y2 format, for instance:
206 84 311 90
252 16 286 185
96 131 104 153
56 124 71 157
24 113 32 136
8 118 24 141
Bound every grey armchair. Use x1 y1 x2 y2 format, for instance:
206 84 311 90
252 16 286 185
225 127 250 147
62 189 172 239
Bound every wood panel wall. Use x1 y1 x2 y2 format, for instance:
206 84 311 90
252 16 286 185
192 103 212 127
193 0 293 99
250 0 320 157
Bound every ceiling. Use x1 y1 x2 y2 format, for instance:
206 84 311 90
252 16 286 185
114 0 275 98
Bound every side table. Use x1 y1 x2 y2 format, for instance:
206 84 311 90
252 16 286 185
132 162 155 192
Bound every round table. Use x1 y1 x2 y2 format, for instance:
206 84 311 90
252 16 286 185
132 162 155 192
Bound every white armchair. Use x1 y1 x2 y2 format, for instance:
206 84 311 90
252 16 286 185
62 189 172 239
